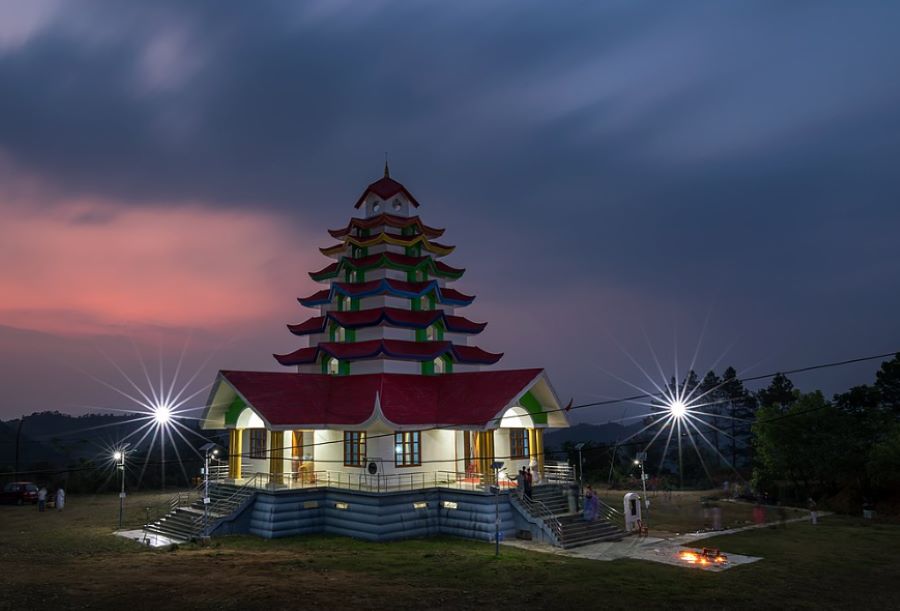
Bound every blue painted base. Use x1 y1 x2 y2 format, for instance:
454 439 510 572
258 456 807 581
215 487 517 543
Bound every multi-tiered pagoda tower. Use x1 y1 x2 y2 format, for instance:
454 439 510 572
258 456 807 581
201 168 569 532
274 164 502 376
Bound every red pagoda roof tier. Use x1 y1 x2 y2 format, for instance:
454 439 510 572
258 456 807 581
212 369 546 428
298 278 475 307
319 232 454 257
354 176 420 209
328 214 443 239
273 339 503 366
288 307 487 335
309 252 464 281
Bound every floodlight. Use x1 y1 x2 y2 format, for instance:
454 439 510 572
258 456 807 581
668 400 687 418
153 403 172 424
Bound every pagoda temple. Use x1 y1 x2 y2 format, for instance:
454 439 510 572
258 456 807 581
198 168 571 542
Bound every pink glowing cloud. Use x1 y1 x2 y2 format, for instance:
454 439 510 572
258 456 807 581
0 197 319 336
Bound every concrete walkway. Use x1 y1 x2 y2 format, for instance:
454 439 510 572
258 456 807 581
114 528 184 548
503 512 827 572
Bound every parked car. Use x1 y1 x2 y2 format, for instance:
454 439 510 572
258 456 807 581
0 482 39 505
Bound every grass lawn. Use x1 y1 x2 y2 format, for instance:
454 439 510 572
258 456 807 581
2 490 899 610
595 488 808 534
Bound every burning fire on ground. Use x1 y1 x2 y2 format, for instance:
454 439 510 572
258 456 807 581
678 547 728 567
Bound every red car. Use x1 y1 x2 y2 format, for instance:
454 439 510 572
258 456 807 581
0 482 39 505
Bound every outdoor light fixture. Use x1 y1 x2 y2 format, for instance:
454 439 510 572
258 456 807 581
114 443 130 529
575 442 585 497
199 442 225 538
491 461 504 557
153 403 172 424
668 399 687 418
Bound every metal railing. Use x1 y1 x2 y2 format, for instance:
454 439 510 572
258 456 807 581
516 493 563 542
543 463 576 485
234 469 491 493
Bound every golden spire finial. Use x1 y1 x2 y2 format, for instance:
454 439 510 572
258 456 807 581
384 152 390 178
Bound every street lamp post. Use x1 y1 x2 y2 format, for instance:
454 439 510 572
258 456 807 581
114 443 130 529
575 443 585 498
199 443 223 538
635 451 649 510
491 460 504 557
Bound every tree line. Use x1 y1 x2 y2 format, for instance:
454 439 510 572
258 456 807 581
559 354 900 511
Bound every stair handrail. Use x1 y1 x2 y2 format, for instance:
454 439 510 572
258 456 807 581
207 472 264 517
594 495 623 520
517 493 563 541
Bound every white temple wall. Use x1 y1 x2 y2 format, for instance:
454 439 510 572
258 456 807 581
313 429 344 473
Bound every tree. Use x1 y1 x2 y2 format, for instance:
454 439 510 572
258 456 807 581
698 371 723 466
757 372 797 411
874 353 900 415
752 391 849 499
867 424 900 489
721 366 757 471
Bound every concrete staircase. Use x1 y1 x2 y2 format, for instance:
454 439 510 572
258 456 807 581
557 513 625 548
519 484 626 549
143 481 257 542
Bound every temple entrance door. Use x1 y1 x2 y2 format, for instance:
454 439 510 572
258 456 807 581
292 431 314 486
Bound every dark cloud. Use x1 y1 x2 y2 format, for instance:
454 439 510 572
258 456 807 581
1 1 899 420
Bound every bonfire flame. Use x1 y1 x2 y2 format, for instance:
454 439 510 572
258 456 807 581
678 547 727 565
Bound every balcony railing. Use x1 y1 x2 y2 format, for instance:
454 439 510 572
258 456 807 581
227 470 490 493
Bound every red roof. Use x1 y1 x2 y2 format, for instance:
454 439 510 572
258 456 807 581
328 214 443 238
354 176 421 209
273 339 503 366
297 279 476 307
309 252 465 279
217 369 545 427
287 308 487 335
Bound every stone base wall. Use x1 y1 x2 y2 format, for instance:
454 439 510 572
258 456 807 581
217 487 517 542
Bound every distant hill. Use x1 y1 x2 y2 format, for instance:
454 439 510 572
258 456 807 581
1 411 206 468
0 418 69 470
544 421 643 449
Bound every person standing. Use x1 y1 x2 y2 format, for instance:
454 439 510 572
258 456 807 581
37 486 47 512
55 487 65 511
583 485 598 521
524 467 533 500
807 497 817 525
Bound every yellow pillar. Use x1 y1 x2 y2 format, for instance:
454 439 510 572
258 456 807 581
269 430 284 485
480 431 496 485
228 428 242 480
528 428 537 464
535 429 545 478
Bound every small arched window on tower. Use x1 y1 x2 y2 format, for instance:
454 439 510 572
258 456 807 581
426 325 435 341
328 357 340 376
372 201 381 214
433 356 445 375
342 295 352 311
334 326 345 343
392 198 402 212
420 295 430 311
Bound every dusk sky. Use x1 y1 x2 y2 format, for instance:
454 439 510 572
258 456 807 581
1 1 899 424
